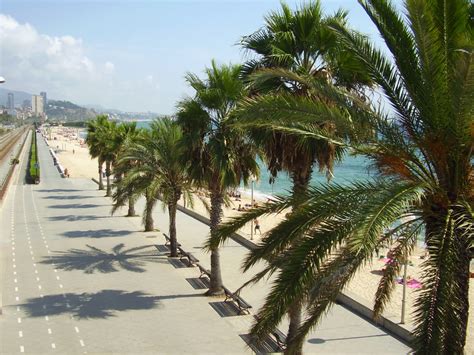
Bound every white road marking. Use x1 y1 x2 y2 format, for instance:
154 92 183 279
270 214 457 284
17 306 20 311
56 276 60 280
79 340 85 347
16 296 19 301
48 328 52 334
19 330 23 338
51 343 56 349
17 317 21 323
12 246 15 251
12 258 15 262
45 316 49 321
59 284 63 289
40 294 44 298
12 252 15 256
20 345 24 353
38 285 42 290
35 270 38 274
14 278 17 283
74 327 80 333
36 277 40 282
13 264 16 268
15 287 18 292
54 269 58 273
33 263 37 267
66 303 71 308
30 251 33 255
13 271 16 275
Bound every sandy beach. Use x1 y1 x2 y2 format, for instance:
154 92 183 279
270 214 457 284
44 125 473 351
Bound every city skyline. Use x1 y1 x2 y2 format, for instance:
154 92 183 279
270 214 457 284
0 0 394 114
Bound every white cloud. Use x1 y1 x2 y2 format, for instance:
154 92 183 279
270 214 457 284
104 61 115 73
0 14 169 113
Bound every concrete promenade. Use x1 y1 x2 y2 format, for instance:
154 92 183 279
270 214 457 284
0 134 411 354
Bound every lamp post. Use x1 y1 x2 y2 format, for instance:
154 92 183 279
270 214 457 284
250 176 255 240
401 252 408 324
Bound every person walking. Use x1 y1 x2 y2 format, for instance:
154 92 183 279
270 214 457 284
254 219 261 235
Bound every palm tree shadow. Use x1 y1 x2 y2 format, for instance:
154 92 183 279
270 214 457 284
62 229 132 238
21 290 161 319
40 244 167 273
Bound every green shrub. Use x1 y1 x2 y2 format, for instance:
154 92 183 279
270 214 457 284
28 130 40 183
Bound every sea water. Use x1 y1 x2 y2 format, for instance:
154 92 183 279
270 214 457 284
132 120 374 197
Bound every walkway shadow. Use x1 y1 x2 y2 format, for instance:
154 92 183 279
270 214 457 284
40 244 165 273
43 195 96 200
62 229 132 238
307 333 389 344
36 189 82 193
21 290 161 319
49 203 102 209
49 215 108 222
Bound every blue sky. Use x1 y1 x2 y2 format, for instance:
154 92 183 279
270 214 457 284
0 0 396 114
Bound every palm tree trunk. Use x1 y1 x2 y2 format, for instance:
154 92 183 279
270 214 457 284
105 160 112 197
168 199 179 257
285 300 303 355
206 190 224 296
127 195 136 217
283 166 313 352
144 193 154 232
98 159 104 190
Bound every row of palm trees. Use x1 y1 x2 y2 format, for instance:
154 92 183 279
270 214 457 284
86 1 473 354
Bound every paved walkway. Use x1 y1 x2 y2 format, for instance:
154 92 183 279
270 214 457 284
0 134 411 354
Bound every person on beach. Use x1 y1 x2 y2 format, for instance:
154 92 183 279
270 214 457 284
254 219 261 235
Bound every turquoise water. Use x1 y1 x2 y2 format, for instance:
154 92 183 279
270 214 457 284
252 154 373 198
122 120 374 197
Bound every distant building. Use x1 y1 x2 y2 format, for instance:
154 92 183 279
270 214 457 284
7 93 14 109
40 91 47 105
32 95 44 115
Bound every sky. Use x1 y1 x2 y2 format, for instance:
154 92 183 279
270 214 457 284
0 0 397 114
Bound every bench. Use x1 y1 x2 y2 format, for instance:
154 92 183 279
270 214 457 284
252 315 287 350
177 246 199 267
197 263 211 279
223 286 252 315
162 233 181 247
271 329 287 350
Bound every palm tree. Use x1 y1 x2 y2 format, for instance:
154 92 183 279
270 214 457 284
98 120 119 197
85 115 109 190
113 122 140 216
238 2 373 351
86 116 118 196
211 0 473 353
113 118 194 255
176 61 259 296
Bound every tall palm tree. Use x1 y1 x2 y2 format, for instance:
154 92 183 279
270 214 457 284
211 0 473 353
238 2 373 351
98 120 119 197
113 122 140 216
113 118 194 255
85 115 109 190
176 61 259 295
